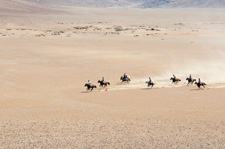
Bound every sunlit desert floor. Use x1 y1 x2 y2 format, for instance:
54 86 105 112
0 7 225 148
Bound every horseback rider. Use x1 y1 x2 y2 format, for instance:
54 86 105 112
173 74 176 80
149 77 152 83
189 74 192 81
102 77 105 83
124 73 127 81
198 78 201 84
88 80 92 86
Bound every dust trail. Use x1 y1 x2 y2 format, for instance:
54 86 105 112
96 75 225 92
101 77 187 92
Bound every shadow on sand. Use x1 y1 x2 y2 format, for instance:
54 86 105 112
80 91 92 93
190 89 202 91
141 88 157 90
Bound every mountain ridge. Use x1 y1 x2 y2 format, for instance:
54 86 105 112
23 0 225 8
1 0 225 11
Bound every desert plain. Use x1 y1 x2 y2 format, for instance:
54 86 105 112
0 3 225 148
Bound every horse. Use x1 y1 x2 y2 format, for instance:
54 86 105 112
120 76 131 82
186 78 196 85
170 77 181 84
84 83 97 91
97 80 110 87
145 81 155 88
195 82 207 89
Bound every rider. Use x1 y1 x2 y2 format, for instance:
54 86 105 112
149 77 152 83
124 73 127 81
189 74 192 81
198 78 201 84
88 80 92 86
173 74 176 80
102 77 105 82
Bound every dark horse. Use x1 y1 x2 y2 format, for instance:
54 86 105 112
170 77 181 84
84 83 97 91
120 76 131 82
186 78 196 85
97 80 110 87
195 82 207 89
145 81 155 88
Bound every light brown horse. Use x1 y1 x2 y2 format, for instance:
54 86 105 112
97 80 110 87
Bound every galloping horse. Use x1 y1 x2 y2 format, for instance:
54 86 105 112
170 77 181 84
120 76 131 82
97 80 110 87
195 82 207 89
186 78 196 85
84 83 97 91
145 81 155 88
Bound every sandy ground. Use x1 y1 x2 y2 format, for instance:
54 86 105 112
1 7 225 148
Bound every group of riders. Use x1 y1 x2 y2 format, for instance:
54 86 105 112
87 73 129 86
88 77 105 87
85 73 206 91
176 74 201 83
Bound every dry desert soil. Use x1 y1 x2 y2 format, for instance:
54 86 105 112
0 5 225 148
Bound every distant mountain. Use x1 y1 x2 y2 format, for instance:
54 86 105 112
139 0 225 8
0 0 57 13
22 0 143 7
139 0 171 8
2 0 225 10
